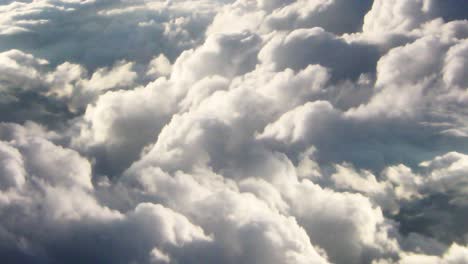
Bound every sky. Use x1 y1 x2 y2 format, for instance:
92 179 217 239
0 0 467 263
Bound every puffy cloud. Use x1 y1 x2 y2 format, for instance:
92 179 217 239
0 49 48 92
258 100 340 145
363 0 468 34
190 190 330 264
444 40 468 89
209 0 374 35
146 54 172 78
0 0 221 69
0 0 468 263
0 122 215 263
398 243 468 264
0 141 25 190
0 49 140 127
348 35 468 130
122 86 401 264
73 79 175 174
0 122 95 205
262 0 373 34
171 31 262 83
73 30 263 175
259 27 379 80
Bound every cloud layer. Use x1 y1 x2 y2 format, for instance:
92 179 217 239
0 0 467 263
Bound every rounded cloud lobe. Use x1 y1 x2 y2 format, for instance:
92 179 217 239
0 0 468 263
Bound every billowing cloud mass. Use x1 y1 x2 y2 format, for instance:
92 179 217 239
0 0 467 263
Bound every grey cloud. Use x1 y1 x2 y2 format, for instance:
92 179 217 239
0 49 141 128
74 30 262 175
0 0 218 70
209 0 374 35
363 0 468 34
0 122 215 264
259 28 380 81
264 0 374 34
398 243 468 264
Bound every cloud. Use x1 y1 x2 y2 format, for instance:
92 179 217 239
398 243 468 264
208 0 374 35
259 27 379 80
262 0 374 34
0 122 215 264
0 49 141 127
363 0 468 34
0 0 468 263
0 0 221 69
